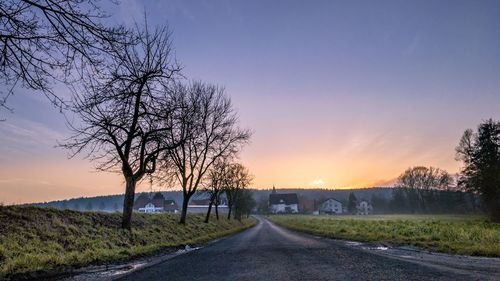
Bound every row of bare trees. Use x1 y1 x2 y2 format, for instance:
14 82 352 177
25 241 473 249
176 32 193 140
1 1 252 229
203 161 254 223
62 25 251 229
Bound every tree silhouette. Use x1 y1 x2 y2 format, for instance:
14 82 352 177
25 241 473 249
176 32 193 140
223 163 252 220
62 24 185 229
397 166 454 213
161 81 251 224
347 192 357 214
0 0 128 111
456 119 500 222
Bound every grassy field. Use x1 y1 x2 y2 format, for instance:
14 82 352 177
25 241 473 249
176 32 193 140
0 206 255 280
269 214 500 257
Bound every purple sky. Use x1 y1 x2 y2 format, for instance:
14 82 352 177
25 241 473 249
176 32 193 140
1 0 500 203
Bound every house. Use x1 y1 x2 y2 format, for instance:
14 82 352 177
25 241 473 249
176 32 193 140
357 200 373 215
133 192 179 213
268 187 299 214
319 198 343 215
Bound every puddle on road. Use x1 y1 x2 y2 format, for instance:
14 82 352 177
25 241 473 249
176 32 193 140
108 263 147 276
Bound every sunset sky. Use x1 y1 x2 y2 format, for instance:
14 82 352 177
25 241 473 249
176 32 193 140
1 0 500 204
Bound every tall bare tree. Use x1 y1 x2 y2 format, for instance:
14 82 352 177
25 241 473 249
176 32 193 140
0 0 128 111
162 81 251 224
397 166 454 212
62 25 184 229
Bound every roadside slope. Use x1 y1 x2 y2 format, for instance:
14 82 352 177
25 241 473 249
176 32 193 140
0 206 255 280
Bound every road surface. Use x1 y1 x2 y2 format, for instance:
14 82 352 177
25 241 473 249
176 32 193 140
118 216 498 281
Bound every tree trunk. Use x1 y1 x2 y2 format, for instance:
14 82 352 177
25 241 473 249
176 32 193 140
179 196 189 224
215 202 219 220
227 206 232 220
121 177 137 230
205 200 214 223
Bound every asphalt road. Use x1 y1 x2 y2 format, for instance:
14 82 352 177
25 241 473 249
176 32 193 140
118 216 496 281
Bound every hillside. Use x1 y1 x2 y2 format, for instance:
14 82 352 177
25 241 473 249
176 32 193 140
0 206 255 280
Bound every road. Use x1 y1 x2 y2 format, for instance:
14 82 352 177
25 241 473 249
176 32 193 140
118 216 497 281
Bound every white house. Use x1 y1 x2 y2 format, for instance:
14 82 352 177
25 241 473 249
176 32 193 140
139 202 164 213
357 200 373 215
269 187 299 214
319 198 343 214
133 192 179 213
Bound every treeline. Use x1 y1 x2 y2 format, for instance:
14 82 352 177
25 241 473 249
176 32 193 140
33 187 482 216
372 189 480 214
32 195 125 212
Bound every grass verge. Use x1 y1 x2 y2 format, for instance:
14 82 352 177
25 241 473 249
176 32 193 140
0 206 255 280
269 214 499 257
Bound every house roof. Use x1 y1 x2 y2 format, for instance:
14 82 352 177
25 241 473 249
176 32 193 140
269 193 299 205
133 193 179 210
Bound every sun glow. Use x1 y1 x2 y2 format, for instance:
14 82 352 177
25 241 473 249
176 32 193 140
310 179 325 186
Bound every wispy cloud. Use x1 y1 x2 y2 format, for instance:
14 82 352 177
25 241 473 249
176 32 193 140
0 118 66 159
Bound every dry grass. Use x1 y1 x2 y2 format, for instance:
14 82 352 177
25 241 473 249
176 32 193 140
0 206 255 280
269 214 499 257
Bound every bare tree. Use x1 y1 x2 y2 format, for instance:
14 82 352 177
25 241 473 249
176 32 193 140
162 81 251 224
62 25 185 229
233 188 255 221
0 0 129 111
203 158 230 223
397 166 454 212
224 162 252 220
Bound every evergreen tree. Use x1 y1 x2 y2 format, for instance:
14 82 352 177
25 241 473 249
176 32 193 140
456 119 500 222
347 192 358 214
370 194 388 214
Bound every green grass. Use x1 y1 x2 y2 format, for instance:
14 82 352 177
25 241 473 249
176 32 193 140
269 214 500 257
0 206 255 280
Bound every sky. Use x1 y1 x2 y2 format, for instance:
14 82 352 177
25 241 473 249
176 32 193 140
1 0 500 204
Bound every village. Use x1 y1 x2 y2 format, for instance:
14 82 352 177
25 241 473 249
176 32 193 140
1 0 499 280
133 186 373 216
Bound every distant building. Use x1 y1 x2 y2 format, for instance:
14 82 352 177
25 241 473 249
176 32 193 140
133 192 179 213
269 186 299 214
357 200 373 215
298 196 316 214
319 198 343 215
187 198 228 214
